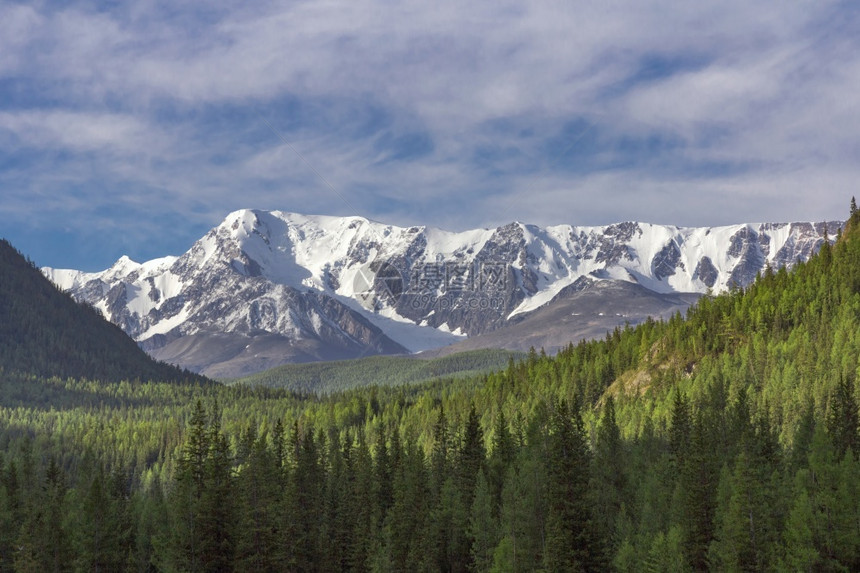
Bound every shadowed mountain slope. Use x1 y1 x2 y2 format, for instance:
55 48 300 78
0 239 208 383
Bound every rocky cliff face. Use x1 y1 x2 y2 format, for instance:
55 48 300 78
43 210 842 376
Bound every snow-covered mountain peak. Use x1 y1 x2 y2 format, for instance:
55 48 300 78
42 210 842 376
111 254 137 269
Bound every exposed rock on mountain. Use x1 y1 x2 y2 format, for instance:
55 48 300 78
43 210 841 376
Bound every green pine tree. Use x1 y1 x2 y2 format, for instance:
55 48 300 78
543 399 606 572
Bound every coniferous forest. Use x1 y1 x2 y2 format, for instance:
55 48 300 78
3 205 860 571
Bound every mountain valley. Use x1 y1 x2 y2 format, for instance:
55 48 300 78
43 210 840 376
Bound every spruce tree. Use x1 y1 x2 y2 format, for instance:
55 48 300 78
350 429 376 571
74 466 133 572
469 470 499 573
781 489 819 571
591 396 626 555
454 404 486 570
198 400 236 572
669 392 691 468
826 376 859 459
385 439 432 571
488 410 515 516
543 399 606 571
234 432 284 572
645 526 687 573
678 411 717 571
374 426 393 524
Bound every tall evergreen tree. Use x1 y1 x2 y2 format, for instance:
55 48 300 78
169 400 209 572
669 391 691 468
498 456 544 571
286 425 324 571
469 470 499 573
543 399 606 571
677 410 717 571
826 375 859 459
168 400 237 572
73 465 133 572
14 456 71 572
452 404 486 571
374 426 393 525
384 438 432 571
234 432 284 572
591 396 626 555
645 526 687 573
350 429 376 571
781 489 819 571
488 410 515 517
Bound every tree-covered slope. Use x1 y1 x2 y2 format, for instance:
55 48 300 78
0 239 207 383
228 348 523 393
601 212 860 442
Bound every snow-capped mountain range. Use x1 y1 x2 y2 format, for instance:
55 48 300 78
43 209 841 377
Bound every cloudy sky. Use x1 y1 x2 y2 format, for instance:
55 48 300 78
2 1 859 270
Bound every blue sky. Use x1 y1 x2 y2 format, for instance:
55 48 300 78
1 1 859 270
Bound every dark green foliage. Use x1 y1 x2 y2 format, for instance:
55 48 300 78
826 376 859 459
458 404 485 516
497 432 547 571
543 399 606 571
468 470 498 572
233 429 285 571
384 437 432 570
198 401 236 572
71 464 135 572
591 396 627 556
669 391 690 465
0 239 208 384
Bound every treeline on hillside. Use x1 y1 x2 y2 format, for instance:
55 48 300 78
0 239 207 384
231 349 523 393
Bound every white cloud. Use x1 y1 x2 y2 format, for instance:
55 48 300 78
0 110 166 153
1 0 859 269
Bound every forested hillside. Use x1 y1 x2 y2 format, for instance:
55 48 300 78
229 348 523 393
2 205 860 570
0 239 207 384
